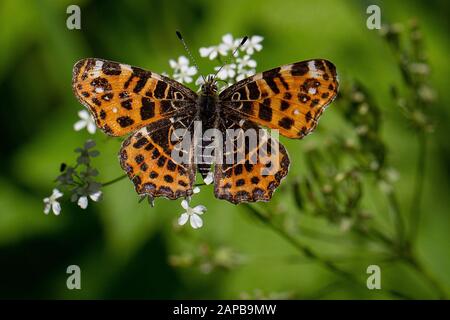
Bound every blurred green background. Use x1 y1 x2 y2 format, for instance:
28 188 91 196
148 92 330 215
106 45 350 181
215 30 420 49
0 0 448 299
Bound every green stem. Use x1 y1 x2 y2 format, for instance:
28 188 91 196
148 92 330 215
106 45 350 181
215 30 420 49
403 255 447 299
101 174 127 187
242 204 413 299
409 132 427 243
386 191 406 248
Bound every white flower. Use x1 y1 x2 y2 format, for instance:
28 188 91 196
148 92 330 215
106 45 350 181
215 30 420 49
203 171 214 185
43 189 63 215
74 110 96 134
236 69 256 82
193 186 200 194
236 55 257 71
169 56 197 83
241 35 263 55
178 200 206 229
173 66 197 84
199 45 227 60
169 55 189 71
221 33 242 55
214 63 236 80
77 190 102 209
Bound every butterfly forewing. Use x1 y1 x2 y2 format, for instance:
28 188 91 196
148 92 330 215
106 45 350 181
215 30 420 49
72 58 197 136
219 59 338 138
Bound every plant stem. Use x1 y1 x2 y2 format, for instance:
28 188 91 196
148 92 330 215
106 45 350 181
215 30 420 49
403 254 447 299
242 204 413 299
409 132 427 243
101 174 127 187
386 191 406 248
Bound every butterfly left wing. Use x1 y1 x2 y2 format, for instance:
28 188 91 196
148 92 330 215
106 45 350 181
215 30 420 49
72 58 197 136
119 116 197 200
219 59 338 138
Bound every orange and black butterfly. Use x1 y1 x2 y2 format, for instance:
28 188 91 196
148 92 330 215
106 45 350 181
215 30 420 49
72 54 338 204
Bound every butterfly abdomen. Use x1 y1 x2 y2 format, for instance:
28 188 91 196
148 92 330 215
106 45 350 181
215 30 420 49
197 93 219 178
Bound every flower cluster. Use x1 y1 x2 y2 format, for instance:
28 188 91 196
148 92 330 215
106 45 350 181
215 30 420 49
167 33 263 87
169 55 197 84
43 140 103 215
380 20 435 133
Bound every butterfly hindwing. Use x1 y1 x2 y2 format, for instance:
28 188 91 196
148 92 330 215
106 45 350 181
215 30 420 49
72 58 197 136
219 59 338 138
119 117 197 199
213 115 290 204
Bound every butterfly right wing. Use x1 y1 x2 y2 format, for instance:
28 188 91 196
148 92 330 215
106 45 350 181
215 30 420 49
72 58 197 136
213 114 290 204
219 59 338 139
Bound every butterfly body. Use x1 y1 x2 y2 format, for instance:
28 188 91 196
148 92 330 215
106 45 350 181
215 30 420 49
72 58 338 204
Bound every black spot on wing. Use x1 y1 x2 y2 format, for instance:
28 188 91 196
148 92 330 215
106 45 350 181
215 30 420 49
291 61 309 76
140 97 155 120
278 117 294 130
117 116 134 128
102 61 122 75
154 81 168 99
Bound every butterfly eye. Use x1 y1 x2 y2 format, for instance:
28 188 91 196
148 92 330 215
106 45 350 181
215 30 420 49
231 92 241 101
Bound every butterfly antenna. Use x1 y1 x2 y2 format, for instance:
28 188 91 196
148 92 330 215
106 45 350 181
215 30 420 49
176 30 205 82
213 36 248 80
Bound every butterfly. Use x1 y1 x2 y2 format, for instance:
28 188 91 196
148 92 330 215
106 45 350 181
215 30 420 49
72 57 338 204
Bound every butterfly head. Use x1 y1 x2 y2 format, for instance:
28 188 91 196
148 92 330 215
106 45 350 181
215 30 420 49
200 75 218 95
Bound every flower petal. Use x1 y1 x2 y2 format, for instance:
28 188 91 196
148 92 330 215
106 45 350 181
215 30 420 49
89 190 102 202
52 189 63 199
178 55 189 66
203 172 214 185
74 120 87 131
52 202 61 215
199 47 213 57
77 196 88 209
87 121 97 134
192 205 206 214
78 109 90 119
44 203 51 214
181 199 189 210
222 33 233 45
178 213 189 226
193 187 200 194
169 59 177 69
190 214 203 229
209 51 218 60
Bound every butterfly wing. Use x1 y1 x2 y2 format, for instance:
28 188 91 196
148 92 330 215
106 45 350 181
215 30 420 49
119 116 197 199
219 59 338 138
72 58 197 136
213 115 290 204
73 58 198 199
